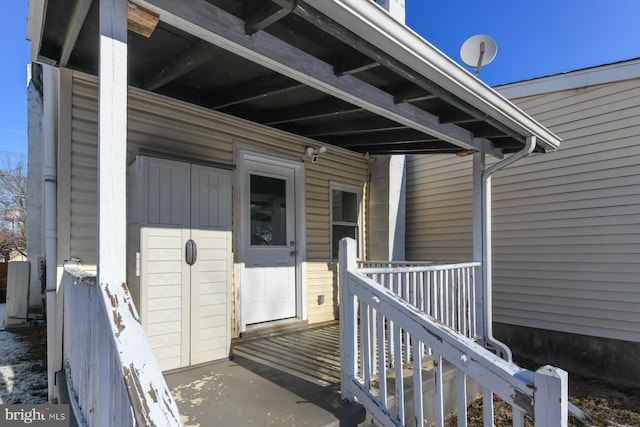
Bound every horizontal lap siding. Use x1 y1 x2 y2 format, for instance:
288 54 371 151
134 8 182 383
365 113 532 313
492 80 640 343
406 78 640 342
305 156 368 323
69 73 368 329
406 155 473 262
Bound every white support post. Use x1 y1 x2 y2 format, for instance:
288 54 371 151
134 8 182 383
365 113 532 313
339 238 358 401
534 365 568 427
482 387 494 426
456 370 467 427
471 152 485 346
98 0 128 285
433 353 444 427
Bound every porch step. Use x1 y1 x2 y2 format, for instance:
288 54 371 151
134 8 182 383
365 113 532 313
239 318 310 340
359 357 482 426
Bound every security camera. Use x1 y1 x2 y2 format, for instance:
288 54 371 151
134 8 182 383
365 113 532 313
305 146 327 163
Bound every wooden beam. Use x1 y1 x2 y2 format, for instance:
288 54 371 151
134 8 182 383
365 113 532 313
300 117 405 137
127 2 159 37
99 0 128 285
436 109 478 124
138 0 498 155
261 99 362 125
392 83 436 104
144 39 220 90
364 146 461 155
244 0 295 35
328 129 439 147
333 51 381 76
60 0 93 67
209 73 304 109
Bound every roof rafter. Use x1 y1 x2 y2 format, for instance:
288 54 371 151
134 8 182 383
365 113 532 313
333 51 381 76
327 129 439 147
243 0 296 35
209 74 304 109
300 117 405 137
59 0 92 67
138 0 499 156
392 83 436 104
144 39 221 90
364 144 460 155
261 99 362 125
291 1 524 147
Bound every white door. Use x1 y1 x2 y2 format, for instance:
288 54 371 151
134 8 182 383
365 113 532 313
189 164 232 365
242 158 297 326
137 157 231 370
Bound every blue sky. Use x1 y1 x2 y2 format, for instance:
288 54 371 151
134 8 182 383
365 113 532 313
1 1 639 159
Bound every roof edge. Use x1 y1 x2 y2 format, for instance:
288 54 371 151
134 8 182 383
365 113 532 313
496 58 640 99
304 0 561 152
26 0 46 63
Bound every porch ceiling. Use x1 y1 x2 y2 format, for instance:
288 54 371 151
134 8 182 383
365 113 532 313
29 0 561 157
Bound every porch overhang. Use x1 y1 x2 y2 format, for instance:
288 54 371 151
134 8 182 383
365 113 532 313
27 0 561 158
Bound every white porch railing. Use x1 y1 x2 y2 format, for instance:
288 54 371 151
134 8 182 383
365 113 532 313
358 260 479 340
340 239 568 427
62 266 182 426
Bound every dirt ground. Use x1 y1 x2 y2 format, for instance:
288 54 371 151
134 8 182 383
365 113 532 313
442 370 640 427
567 373 640 427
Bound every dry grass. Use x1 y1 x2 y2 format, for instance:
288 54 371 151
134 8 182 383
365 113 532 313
438 375 640 427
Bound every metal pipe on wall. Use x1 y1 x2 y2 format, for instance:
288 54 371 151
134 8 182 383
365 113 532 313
476 135 537 362
43 64 59 402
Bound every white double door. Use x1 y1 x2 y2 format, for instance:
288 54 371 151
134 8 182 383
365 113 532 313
240 155 300 328
138 156 232 370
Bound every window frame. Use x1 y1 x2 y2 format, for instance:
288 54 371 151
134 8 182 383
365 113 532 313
330 184 362 261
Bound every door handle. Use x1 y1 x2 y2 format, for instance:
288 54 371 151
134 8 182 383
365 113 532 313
186 239 198 266
290 251 296 257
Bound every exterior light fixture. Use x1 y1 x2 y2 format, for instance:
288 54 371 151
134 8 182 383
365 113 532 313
305 146 327 163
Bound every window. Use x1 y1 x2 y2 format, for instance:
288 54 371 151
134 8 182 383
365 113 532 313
250 174 287 246
331 188 360 259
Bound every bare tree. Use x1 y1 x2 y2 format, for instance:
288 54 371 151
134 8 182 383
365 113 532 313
0 156 27 261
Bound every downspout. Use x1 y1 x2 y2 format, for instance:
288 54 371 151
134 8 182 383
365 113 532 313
43 65 59 402
482 135 536 362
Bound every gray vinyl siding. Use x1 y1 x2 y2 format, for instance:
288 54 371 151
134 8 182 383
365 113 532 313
406 154 473 262
67 72 368 327
406 78 640 343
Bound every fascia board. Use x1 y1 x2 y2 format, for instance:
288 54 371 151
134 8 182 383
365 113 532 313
496 59 640 99
27 0 47 63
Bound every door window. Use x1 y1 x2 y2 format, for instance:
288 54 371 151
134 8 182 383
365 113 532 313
250 174 287 246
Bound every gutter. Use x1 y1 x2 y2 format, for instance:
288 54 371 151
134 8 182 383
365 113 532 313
303 0 562 153
481 135 537 362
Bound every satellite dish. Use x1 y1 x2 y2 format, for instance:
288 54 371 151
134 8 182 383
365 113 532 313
460 35 497 76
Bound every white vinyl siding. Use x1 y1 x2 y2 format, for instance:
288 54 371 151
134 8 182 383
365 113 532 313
406 77 640 343
66 71 368 329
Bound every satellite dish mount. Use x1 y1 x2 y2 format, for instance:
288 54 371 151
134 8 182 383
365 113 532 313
460 35 497 77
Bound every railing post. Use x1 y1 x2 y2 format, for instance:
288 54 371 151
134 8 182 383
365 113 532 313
534 365 568 427
339 238 358 402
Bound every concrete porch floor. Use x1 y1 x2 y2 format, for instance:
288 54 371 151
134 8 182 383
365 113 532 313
164 322 366 427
